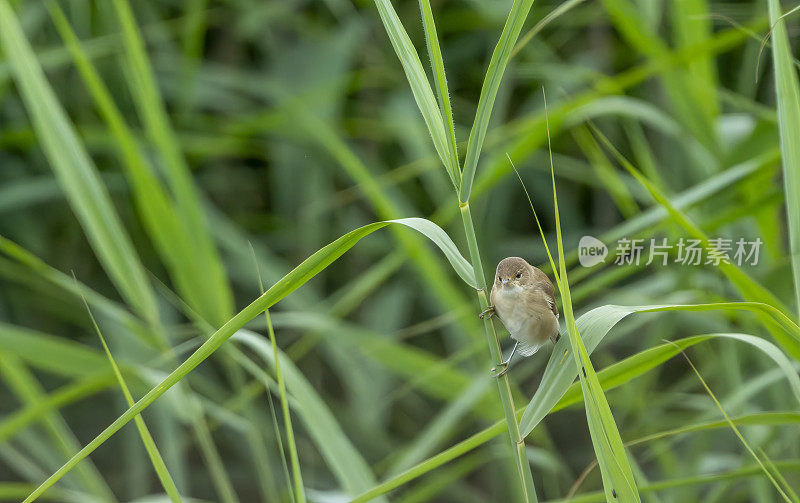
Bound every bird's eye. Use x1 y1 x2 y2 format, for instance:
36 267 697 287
516 272 522 279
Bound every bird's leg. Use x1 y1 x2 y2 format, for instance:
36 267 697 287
491 341 518 378
478 305 495 320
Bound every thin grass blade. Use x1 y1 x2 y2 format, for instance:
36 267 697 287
674 345 794 501
76 284 182 503
252 254 305 503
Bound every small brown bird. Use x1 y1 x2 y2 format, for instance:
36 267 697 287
480 257 560 377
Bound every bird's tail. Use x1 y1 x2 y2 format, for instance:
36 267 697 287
516 339 543 357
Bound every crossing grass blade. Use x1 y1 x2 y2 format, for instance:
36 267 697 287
0 0 157 322
233 330 387 501
371 0 458 188
76 283 182 503
386 377 492 476
766 0 800 319
459 0 535 202
762 451 800 503
272 312 495 413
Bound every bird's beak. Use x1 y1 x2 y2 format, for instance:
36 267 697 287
501 278 509 286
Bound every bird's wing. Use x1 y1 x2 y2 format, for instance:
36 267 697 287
544 295 559 319
530 266 559 319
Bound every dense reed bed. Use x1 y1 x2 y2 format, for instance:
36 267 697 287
0 0 798 501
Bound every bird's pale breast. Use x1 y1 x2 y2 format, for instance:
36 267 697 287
491 285 558 356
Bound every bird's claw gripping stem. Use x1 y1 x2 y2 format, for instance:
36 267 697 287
479 305 495 319
490 341 517 378
490 362 510 378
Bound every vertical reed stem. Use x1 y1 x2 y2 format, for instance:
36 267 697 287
459 201 538 503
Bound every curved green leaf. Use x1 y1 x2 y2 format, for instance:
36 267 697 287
554 333 800 413
19 217 470 502
387 218 476 288
520 302 800 436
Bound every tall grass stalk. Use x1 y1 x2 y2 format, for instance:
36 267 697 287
459 202 538 502
368 0 540 497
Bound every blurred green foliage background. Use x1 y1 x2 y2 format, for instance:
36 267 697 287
0 0 799 501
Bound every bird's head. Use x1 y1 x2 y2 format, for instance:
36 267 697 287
494 256 532 290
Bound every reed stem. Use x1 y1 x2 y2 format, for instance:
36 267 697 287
459 201 538 503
